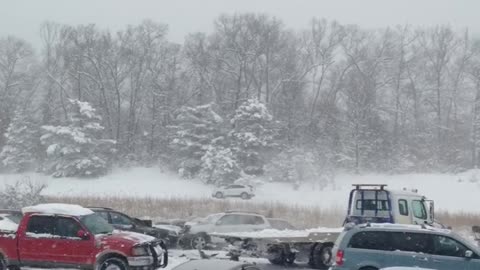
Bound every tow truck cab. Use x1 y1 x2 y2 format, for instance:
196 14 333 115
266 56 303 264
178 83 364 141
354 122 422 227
345 184 434 225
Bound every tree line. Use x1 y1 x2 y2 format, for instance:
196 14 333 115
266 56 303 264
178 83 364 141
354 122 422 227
1 14 480 183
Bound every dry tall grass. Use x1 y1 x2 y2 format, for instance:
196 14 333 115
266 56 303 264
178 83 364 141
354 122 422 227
46 196 480 230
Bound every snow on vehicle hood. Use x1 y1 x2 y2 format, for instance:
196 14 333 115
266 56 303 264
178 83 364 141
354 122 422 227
96 230 156 245
0 218 18 232
22 203 94 216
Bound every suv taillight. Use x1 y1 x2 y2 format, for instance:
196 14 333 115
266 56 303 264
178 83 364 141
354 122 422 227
335 250 344 266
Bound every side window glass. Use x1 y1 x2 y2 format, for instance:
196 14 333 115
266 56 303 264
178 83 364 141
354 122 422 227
252 216 265 225
55 217 82 238
111 213 132 226
391 232 432 253
348 231 391 251
26 216 55 235
218 215 239 225
432 235 469 258
96 211 110 222
412 200 427 219
398 199 409 216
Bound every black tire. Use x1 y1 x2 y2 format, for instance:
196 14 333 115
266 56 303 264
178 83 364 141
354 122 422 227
215 192 224 199
0 257 6 270
191 233 209 249
310 243 333 269
97 257 128 270
359 267 378 270
240 192 250 200
267 245 295 265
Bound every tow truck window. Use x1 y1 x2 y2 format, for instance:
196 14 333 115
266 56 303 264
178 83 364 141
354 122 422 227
356 200 389 211
412 200 427 219
398 199 409 216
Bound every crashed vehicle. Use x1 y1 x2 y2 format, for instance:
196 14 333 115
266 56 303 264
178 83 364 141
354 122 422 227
0 203 167 270
89 206 179 247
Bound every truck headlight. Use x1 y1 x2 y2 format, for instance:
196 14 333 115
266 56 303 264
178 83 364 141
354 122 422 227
132 246 149 256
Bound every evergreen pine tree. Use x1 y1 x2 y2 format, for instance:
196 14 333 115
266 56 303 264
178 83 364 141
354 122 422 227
230 98 274 175
170 103 223 178
40 99 115 177
0 111 41 172
199 142 241 186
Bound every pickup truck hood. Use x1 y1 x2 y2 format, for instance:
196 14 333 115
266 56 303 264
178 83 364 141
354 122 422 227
96 230 156 246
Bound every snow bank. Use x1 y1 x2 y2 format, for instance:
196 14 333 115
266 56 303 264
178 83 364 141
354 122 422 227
22 203 93 216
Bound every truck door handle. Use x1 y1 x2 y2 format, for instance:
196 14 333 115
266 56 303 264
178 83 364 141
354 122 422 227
414 256 428 261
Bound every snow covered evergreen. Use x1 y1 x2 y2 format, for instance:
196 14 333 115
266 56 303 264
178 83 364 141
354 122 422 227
40 99 115 177
170 103 223 178
199 143 241 185
230 98 274 175
0 110 41 172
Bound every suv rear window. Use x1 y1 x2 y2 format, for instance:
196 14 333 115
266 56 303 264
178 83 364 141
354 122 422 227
348 231 391 251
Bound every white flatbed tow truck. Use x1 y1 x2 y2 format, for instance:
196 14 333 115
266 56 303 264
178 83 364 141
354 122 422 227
211 184 438 270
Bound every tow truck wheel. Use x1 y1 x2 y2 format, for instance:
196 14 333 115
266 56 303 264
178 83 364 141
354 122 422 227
98 257 128 270
215 192 224 199
310 243 333 269
267 245 295 265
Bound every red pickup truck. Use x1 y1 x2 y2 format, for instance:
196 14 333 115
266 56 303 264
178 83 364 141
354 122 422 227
0 203 167 270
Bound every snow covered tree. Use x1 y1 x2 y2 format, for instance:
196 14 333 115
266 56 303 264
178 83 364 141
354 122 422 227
0 111 41 172
170 104 223 178
199 143 241 186
40 99 116 177
230 98 274 175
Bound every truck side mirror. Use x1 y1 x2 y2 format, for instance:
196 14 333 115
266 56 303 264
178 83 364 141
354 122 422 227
77 229 90 240
465 250 473 258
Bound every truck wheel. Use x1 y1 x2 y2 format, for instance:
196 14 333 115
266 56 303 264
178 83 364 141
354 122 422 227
267 245 295 265
310 243 333 269
267 245 285 265
98 257 128 270
191 233 208 249
215 192 224 199
0 257 6 270
241 192 250 200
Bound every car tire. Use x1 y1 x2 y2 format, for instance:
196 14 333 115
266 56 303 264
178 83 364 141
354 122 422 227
215 192 224 199
0 257 6 270
191 233 209 249
310 243 333 269
240 192 250 200
359 267 378 270
97 257 128 270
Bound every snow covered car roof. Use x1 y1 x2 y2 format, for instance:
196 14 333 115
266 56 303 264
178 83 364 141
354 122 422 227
22 203 94 216
172 259 260 270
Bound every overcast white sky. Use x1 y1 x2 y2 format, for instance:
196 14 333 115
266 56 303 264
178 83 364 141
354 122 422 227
0 0 478 47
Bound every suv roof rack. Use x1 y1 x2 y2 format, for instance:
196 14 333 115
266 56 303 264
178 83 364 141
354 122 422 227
225 210 260 215
352 184 387 190
86 206 113 210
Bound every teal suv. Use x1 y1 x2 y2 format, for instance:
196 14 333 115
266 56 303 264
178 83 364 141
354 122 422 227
331 224 480 270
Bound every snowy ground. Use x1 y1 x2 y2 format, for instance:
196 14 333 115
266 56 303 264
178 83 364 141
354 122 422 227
2 167 480 213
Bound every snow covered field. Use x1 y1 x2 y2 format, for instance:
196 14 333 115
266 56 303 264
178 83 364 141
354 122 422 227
2 167 480 213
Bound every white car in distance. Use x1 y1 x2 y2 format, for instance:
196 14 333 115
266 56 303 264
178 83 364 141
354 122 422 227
212 184 255 200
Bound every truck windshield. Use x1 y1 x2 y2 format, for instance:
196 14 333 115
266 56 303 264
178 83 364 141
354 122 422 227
80 213 114 235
